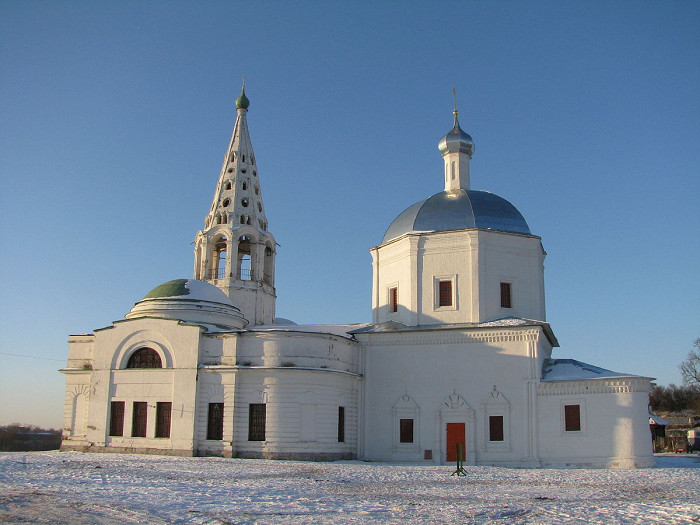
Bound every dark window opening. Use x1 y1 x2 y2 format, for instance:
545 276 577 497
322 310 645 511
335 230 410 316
399 418 414 443
155 402 172 438
248 403 266 441
242 181 247 190
500 282 512 308
126 348 162 369
132 401 147 437
338 406 345 443
222 198 230 207
564 404 581 431
489 415 504 441
241 198 249 207
389 287 398 313
207 403 224 440
438 280 452 307
225 181 232 190
109 401 125 437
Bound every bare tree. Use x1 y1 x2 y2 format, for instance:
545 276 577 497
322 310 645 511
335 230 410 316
679 338 700 386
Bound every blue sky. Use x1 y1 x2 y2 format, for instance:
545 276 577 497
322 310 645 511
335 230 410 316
1 1 698 428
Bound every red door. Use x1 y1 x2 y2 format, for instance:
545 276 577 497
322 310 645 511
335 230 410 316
446 423 466 461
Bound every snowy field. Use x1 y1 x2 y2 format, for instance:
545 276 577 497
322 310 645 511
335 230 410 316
0 452 698 524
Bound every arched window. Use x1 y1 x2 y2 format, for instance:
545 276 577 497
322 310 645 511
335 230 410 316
237 236 252 280
213 236 227 279
263 245 274 284
126 348 162 369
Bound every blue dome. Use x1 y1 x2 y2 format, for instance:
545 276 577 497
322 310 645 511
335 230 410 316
382 189 531 244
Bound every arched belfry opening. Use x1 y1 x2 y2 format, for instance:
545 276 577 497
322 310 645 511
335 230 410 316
237 235 252 281
263 244 275 285
212 236 228 279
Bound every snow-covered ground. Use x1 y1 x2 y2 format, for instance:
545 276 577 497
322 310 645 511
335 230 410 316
0 452 698 524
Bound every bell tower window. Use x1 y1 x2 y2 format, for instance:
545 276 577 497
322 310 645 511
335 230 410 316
263 245 274 285
237 236 252 280
240 254 251 280
212 237 227 279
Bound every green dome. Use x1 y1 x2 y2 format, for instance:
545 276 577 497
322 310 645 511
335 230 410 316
143 279 190 299
236 88 250 109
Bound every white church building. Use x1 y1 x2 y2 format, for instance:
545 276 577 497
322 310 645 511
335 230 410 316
61 88 654 468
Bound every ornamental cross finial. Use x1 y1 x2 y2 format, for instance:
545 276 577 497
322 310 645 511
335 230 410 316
452 86 458 117
242 75 246 91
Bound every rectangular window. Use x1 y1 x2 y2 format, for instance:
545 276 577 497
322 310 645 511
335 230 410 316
132 401 147 437
207 403 224 440
338 406 345 443
389 287 398 313
248 403 266 441
109 401 125 437
564 404 581 432
500 282 512 308
155 402 172 438
489 415 504 441
438 280 452 307
399 418 414 443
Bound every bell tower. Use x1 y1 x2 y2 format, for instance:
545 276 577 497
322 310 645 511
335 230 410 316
193 84 276 325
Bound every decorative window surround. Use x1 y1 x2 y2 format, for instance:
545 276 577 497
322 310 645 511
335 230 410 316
392 393 420 452
434 275 457 311
481 387 511 452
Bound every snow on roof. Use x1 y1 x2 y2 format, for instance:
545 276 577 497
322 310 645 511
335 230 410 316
249 323 369 339
142 279 235 306
350 317 558 345
649 414 669 426
477 317 543 327
541 359 647 382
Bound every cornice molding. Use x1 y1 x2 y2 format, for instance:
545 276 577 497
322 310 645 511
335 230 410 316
537 378 651 396
362 327 542 347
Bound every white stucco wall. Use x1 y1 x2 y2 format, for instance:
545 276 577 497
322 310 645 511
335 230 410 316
358 326 549 466
62 318 203 455
231 368 359 460
372 230 546 326
536 379 655 468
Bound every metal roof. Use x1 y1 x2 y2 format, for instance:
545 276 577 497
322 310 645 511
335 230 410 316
381 189 531 244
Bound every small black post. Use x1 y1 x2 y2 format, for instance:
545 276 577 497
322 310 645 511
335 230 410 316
450 442 467 476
